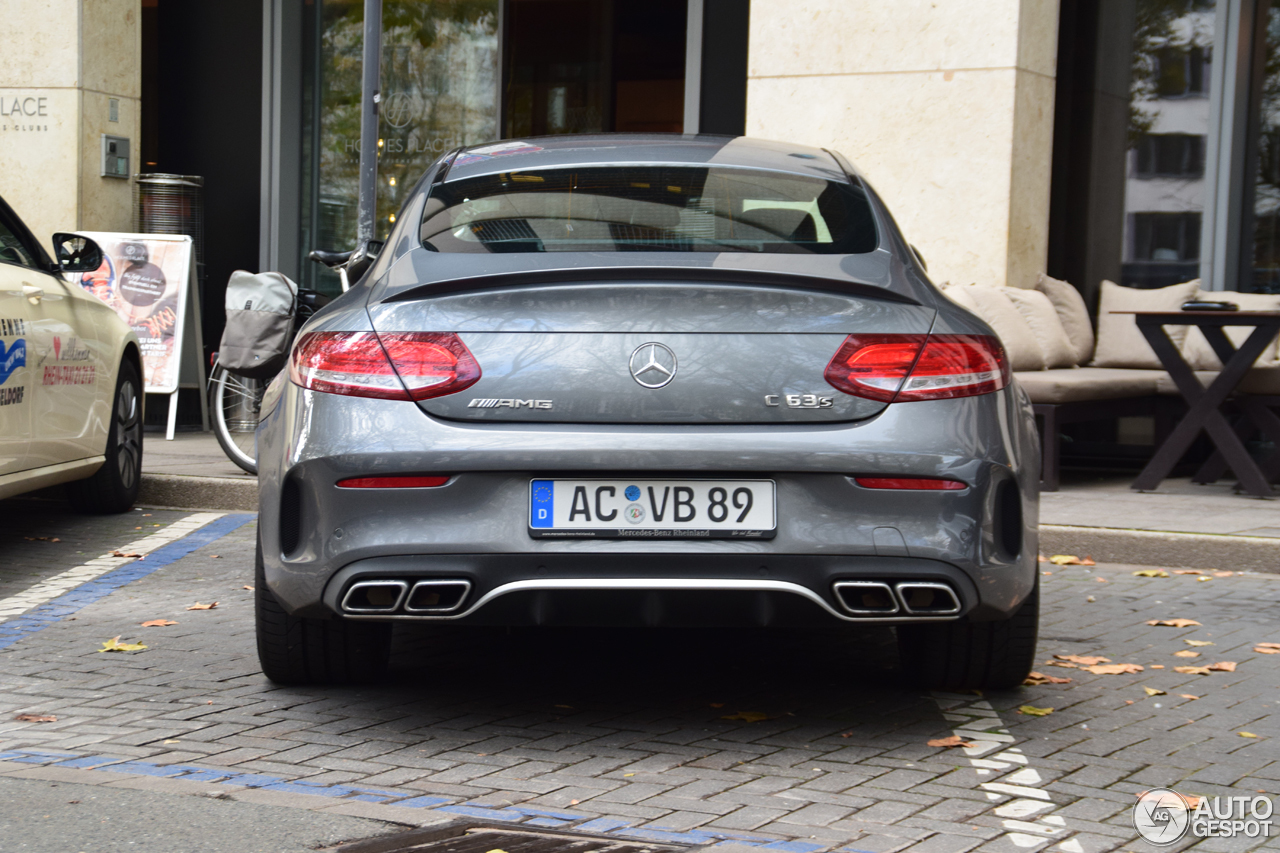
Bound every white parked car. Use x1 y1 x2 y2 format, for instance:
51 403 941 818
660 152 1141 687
0 195 143 512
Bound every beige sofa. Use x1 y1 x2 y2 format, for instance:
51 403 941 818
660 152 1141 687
940 277 1280 490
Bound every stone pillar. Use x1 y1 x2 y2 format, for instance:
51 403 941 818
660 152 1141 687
0 1 140 244
746 0 1059 290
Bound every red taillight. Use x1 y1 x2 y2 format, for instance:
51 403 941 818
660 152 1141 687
289 331 481 401
824 334 1008 402
337 476 450 488
855 477 967 490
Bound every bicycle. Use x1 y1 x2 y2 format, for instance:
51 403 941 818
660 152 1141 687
207 249 351 474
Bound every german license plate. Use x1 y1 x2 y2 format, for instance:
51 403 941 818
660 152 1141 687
529 479 776 539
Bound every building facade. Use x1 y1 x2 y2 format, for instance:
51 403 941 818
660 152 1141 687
4 0 1280 345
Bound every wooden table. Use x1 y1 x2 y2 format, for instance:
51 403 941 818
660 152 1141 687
1121 310 1280 497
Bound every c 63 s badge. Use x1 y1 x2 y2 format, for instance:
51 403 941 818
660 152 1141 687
765 394 833 409
469 398 553 410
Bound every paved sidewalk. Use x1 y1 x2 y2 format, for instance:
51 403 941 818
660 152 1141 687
2 504 1280 852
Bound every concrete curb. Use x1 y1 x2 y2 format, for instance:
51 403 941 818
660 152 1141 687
1040 524 1280 573
138 474 257 512
135 475 1279 572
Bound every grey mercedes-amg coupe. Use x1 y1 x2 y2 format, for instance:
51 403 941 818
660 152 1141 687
254 134 1040 690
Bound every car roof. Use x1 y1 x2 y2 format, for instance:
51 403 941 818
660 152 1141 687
443 134 853 184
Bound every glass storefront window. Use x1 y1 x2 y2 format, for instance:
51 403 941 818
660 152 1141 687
1244 3 1280 293
1122 0 1218 290
300 0 500 293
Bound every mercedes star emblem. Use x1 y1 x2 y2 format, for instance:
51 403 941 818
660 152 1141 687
629 342 678 389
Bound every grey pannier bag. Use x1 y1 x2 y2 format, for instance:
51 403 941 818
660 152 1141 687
218 270 298 379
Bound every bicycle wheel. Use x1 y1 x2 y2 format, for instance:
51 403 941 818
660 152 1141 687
209 363 264 475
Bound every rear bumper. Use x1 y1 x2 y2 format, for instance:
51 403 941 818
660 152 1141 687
320 553 978 626
256 383 1040 623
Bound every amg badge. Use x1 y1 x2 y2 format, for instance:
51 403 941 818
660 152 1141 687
468 398 553 410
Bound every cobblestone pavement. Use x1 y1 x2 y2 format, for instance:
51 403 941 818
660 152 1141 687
0 496 1278 853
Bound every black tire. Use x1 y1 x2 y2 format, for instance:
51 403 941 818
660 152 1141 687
68 359 143 514
208 363 261 475
254 536 392 685
896 581 1039 690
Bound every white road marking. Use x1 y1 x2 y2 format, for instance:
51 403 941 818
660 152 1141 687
0 512 224 621
932 691 1081 852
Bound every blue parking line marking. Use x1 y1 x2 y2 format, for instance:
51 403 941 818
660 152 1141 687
0 748 837 850
0 513 255 652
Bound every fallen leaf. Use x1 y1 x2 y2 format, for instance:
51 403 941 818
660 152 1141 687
1151 665 1165 669
97 636 146 653
1024 672 1072 685
1055 654 1111 665
839 732 853 738
1143 687 1166 696
1197 577 1212 582
1046 660 1078 669
1146 619 1201 627
186 602 218 611
241 585 254 591
1175 650 1201 658
1125 699 1135 705
1094 577 1108 583
1037 554 1049 563
1256 642 1280 649
1086 596 1096 602
928 735 976 748
1050 555 1084 565
162 739 180 744
623 773 635 777
13 714 56 723
1175 666 1212 675
1042 571 1053 576
111 550 142 558
1172 569 1205 575
1133 569 1169 578
23 536 60 542
1084 663 1144 675
1256 647 1280 654
1207 661 1238 672
140 619 177 628
1240 732 1259 738
1213 570 1234 577
210 555 221 559
1185 795 1203 808
721 711 775 723
1180 694 1200 700
1185 640 1214 647
570 800 579 806
1018 705 1054 716
1081 556 1096 566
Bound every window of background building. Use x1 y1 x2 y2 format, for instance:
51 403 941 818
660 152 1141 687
503 0 686 139
1243 3 1280 293
299 0 500 293
1133 133 1206 177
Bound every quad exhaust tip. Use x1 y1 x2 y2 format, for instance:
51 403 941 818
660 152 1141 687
340 579 472 615
831 580 961 618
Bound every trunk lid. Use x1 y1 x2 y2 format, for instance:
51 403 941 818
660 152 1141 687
367 280 935 424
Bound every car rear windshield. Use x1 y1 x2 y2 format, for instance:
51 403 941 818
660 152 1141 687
419 166 878 254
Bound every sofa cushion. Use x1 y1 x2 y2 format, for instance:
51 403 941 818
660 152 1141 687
1014 367 1160 404
1006 287 1077 369
1090 279 1200 369
1238 366 1280 396
1181 290 1280 370
1037 273 1094 365
1154 370 1219 396
943 284 1046 371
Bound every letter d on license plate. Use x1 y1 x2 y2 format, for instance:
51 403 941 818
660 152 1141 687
529 479 776 539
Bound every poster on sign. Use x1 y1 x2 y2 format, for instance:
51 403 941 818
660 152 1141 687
69 233 192 395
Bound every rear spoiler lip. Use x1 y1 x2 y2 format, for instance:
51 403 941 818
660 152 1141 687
378 265 924 307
